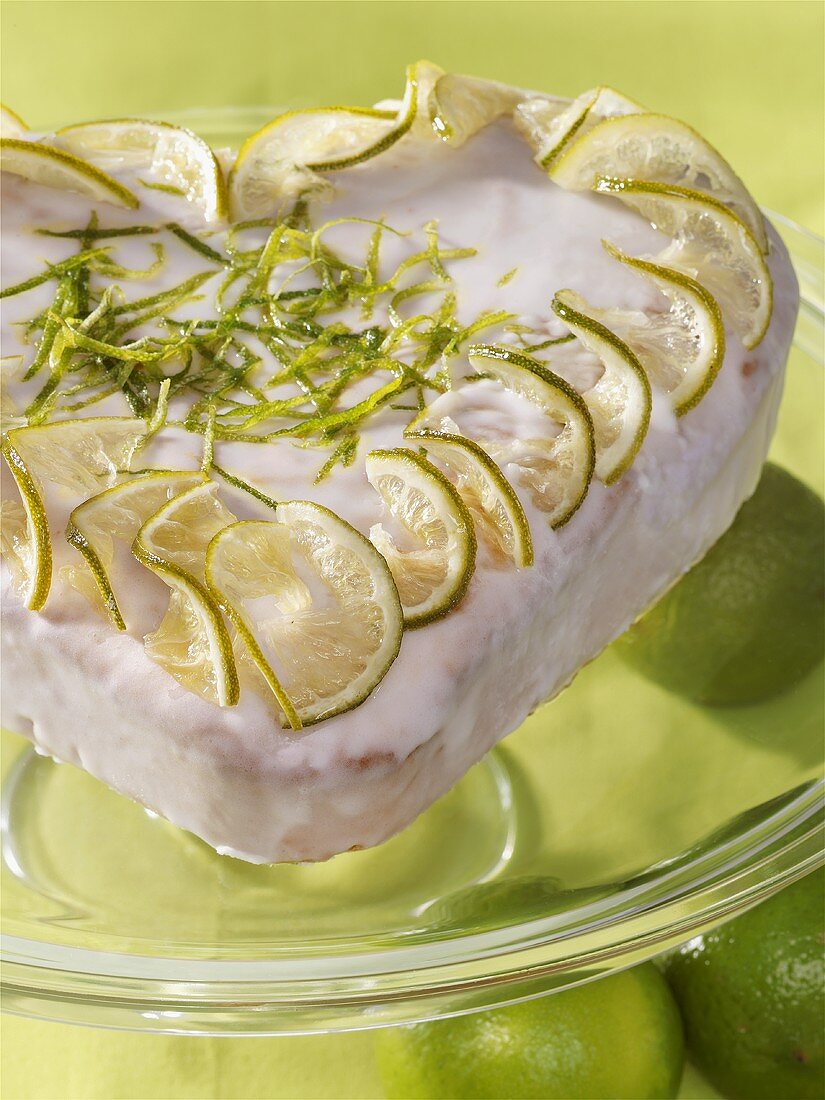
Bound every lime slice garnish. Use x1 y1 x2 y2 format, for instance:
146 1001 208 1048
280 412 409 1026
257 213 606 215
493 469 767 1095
229 106 397 218
514 86 643 169
205 502 403 725
596 178 772 350
551 292 652 484
6 416 148 495
229 60 443 219
428 72 523 145
406 429 533 567
57 118 228 223
464 344 595 527
1 416 149 610
1 438 51 610
584 243 725 416
1 104 27 138
66 470 207 629
0 138 138 208
365 447 476 628
133 482 239 707
550 113 768 252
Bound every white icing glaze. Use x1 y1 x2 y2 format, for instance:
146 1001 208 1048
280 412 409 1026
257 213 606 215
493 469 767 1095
0 119 798 861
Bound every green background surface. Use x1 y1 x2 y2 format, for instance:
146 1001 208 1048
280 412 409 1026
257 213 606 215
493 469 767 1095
1 2 822 1098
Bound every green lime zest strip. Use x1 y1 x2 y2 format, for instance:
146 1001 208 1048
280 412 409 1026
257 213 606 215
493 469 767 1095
314 431 358 482
109 270 214 319
75 210 99 317
167 222 227 264
211 464 280 511
57 319 188 363
0 248 110 299
274 374 410 439
38 225 158 240
23 275 77 380
93 241 165 281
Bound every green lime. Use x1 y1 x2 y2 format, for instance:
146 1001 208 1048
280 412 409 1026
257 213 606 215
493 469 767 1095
664 867 825 1099
375 962 684 1099
616 463 825 705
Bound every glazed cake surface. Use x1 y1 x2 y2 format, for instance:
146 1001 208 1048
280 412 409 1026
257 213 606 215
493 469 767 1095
0 107 798 861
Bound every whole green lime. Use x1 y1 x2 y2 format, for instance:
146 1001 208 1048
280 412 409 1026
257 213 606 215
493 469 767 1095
616 463 824 705
665 867 824 1099
375 963 684 1099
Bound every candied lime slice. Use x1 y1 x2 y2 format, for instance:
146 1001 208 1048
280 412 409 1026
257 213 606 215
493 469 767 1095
583 243 725 416
1 417 149 609
133 482 239 707
465 344 595 527
365 448 476 628
406 429 533 567
1 137 138 208
551 113 767 252
1 438 51 611
514 85 643 169
66 470 207 629
229 60 443 218
0 104 27 138
596 178 772 349
551 292 652 484
206 502 403 725
229 106 396 217
58 118 228 223
428 72 523 145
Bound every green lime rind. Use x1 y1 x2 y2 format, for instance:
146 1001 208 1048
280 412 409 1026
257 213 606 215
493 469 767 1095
366 447 477 629
601 241 726 417
0 137 139 209
595 177 772 350
65 519 125 629
406 428 534 568
551 293 652 485
466 342 596 528
0 437 52 611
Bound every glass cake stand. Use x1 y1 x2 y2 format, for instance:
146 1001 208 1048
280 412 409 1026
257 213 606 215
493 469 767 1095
2 109 823 1035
